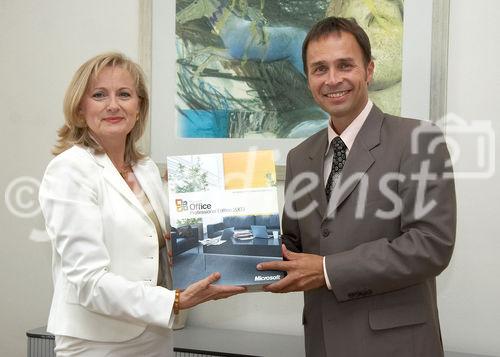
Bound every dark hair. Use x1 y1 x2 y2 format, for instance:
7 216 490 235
302 16 372 76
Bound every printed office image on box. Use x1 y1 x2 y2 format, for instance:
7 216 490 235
167 151 284 290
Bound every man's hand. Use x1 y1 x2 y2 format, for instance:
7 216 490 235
257 244 326 293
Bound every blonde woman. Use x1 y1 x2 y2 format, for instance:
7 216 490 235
39 52 245 356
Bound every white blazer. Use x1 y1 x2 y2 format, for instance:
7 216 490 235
39 145 175 342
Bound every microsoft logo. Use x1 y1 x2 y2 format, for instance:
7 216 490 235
175 199 188 212
254 275 281 282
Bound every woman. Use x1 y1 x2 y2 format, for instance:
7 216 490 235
39 52 245 356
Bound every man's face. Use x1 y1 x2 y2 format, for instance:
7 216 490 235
306 31 374 124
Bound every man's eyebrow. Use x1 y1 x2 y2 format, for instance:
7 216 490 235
310 60 327 67
337 57 355 63
310 57 356 67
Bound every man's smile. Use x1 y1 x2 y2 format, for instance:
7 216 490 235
324 90 350 99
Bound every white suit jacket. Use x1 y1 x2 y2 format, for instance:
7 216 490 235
39 145 175 342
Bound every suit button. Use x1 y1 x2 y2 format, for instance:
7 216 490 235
322 228 330 237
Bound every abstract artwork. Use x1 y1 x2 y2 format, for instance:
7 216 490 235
175 0 404 139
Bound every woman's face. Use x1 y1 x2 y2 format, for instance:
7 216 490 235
79 66 140 145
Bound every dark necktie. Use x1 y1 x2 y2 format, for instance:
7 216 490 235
325 136 347 201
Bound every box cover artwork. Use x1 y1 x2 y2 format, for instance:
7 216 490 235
167 151 284 289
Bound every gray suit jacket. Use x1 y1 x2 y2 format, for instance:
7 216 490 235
282 105 456 357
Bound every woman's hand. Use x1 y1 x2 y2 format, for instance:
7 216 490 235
179 272 246 310
165 231 246 309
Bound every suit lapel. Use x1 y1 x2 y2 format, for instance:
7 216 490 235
325 106 384 219
306 129 329 219
91 150 148 221
133 162 167 234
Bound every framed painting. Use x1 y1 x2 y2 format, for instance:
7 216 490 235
144 0 449 170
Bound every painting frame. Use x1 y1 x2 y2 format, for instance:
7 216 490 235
141 0 450 177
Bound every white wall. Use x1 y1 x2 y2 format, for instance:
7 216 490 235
0 1 139 356
438 0 500 355
1 0 500 356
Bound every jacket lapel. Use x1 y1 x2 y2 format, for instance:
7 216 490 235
306 129 329 219
133 162 167 234
91 150 148 220
325 105 384 219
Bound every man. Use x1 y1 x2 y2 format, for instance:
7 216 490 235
257 17 456 357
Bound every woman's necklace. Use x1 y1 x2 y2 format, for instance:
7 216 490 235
118 164 132 178
109 154 131 179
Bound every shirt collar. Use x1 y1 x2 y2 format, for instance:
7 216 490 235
325 100 373 156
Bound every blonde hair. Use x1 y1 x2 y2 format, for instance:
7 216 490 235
53 52 149 164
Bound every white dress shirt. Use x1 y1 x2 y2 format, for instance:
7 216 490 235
322 100 373 289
